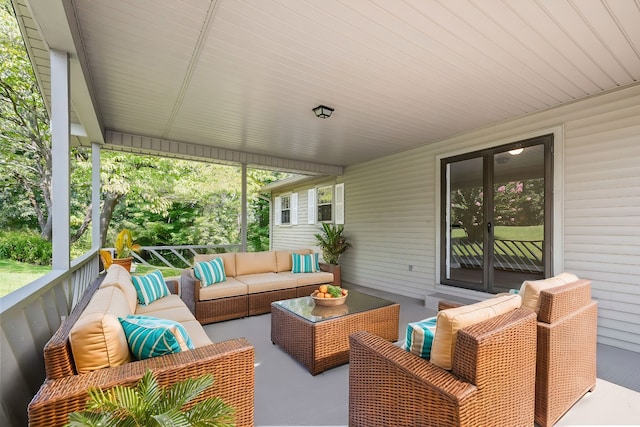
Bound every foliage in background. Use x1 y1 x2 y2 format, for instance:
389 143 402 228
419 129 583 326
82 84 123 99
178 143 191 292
1 0 290 272
0 231 52 265
0 0 53 238
66 369 234 427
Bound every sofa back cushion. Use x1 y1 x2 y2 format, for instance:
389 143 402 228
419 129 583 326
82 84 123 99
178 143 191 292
430 294 522 370
193 252 237 277
235 251 277 276
519 272 579 313
275 249 312 272
69 286 132 373
100 264 138 313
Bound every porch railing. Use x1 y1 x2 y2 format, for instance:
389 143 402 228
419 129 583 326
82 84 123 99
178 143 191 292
104 244 243 270
0 250 99 426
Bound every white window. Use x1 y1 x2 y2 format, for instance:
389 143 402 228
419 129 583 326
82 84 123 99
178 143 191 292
281 195 291 225
317 185 333 222
275 193 298 226
306 184 345 225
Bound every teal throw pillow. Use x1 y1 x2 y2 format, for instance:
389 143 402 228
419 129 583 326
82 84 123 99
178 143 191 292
119 315 194 360
403 316 437 359
193 257 227 287
131 270 170 306
292 252 319 273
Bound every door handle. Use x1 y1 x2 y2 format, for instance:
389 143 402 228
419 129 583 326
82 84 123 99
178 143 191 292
487 222 492 234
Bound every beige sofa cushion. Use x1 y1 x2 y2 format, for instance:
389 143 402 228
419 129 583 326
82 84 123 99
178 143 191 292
430 294 522 370
69 286 132 373
237 272 297 293
193 252 237 277
519 272 579 313
181 320 214 347
100 264 138 313
135 295 198 323
235 251 277 276
275 249 312 272
198 277 248 300
278 271 333 287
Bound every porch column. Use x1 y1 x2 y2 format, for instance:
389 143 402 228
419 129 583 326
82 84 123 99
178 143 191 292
91 142 101 249
50 49 70 270
241 163 248 252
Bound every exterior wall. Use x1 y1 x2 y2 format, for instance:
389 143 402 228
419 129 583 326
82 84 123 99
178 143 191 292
270 84 640 352
271 176 342 254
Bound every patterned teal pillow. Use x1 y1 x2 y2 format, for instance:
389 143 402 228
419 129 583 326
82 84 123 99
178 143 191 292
403 317 437 359
131 270 170 305
119 315 194 360
291 252 319 273
193 257 227 286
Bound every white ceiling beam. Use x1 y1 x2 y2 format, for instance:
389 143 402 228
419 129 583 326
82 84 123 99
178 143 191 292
105 131 344 176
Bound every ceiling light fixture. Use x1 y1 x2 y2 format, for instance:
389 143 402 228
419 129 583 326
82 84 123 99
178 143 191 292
312 105 334 119
508 148 524 155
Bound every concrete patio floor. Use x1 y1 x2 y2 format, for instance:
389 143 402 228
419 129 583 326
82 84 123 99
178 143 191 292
204 285 640 426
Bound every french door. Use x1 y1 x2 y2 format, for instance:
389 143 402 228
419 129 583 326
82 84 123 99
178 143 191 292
440 134 553 293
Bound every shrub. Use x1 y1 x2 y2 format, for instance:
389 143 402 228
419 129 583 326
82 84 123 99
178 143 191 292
0 231 52 265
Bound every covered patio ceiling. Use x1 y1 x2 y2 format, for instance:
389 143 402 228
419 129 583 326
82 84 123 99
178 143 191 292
13 0 640 175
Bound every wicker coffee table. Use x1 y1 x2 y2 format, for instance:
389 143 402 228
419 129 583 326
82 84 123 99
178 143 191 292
271 290 399 375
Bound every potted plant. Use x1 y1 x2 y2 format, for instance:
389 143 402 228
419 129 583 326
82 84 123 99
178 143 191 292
66 369 235 427
112 229 141 272
314 223 352 286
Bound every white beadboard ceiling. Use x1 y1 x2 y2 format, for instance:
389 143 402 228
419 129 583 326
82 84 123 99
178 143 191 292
13 0 640 173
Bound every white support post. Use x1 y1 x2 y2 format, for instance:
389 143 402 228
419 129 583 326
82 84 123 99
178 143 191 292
241 163 248 252
92 142 101 249
50 49 70 270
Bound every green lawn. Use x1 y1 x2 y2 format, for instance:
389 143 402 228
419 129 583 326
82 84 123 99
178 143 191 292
0 260 184 298
0 259 51 297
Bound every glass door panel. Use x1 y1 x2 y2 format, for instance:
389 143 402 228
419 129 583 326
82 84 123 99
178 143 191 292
445 157 484 288
492 146 546 291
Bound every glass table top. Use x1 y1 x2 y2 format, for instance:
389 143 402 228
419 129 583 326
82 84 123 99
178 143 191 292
272 289 396 323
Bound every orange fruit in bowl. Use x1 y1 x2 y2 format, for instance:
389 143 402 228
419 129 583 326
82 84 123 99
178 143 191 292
319 285 328 294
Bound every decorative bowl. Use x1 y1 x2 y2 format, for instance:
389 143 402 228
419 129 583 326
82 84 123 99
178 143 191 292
311 290 347 306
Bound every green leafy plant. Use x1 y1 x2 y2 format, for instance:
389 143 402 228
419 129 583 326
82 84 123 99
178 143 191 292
314 223 351 265
66 369 235 427
114 229 141 259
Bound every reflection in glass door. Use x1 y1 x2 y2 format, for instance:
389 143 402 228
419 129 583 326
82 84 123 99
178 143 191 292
492 145 546 291
441 135 552 293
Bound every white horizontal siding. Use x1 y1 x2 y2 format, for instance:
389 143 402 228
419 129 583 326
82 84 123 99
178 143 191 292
563 100 640 353
341 150 434 300
271 177 339 254
341 85 640 352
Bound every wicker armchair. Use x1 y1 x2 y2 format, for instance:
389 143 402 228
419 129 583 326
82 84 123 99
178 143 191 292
349 307 537 427
438 279 597 427
534 279 597 427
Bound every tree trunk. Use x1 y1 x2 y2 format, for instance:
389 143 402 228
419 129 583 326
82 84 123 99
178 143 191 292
100 192 122 247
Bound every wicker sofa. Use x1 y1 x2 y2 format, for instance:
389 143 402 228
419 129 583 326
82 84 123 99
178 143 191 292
28 264 255 427
439 275 597 427
349 303 538 426
180 249 335 324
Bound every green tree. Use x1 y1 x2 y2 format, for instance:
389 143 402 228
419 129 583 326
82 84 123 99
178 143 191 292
0 0 53 238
